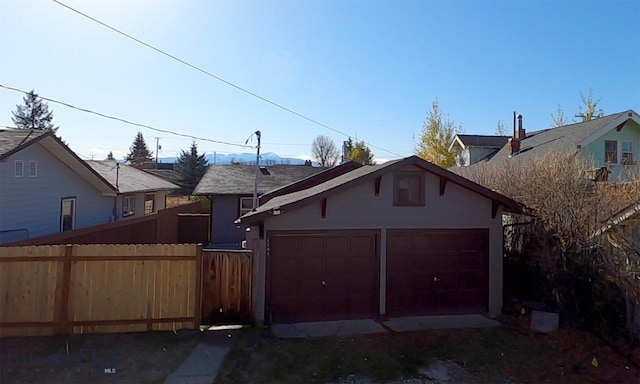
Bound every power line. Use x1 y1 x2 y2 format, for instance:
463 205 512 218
51 0 403 158
0 84 250 149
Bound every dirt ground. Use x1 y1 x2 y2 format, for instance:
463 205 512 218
0 329 203 384
216 317 639 384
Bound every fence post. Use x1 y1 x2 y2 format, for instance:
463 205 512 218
57 244 73 334
194 244 203 329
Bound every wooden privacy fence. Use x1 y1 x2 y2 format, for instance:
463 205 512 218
0 244 202 337
201 250 253 325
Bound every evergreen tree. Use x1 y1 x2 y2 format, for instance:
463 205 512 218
11 90 59 133
175 142 209 193
126 132 153 168
415 99 461 168
347 139 375 165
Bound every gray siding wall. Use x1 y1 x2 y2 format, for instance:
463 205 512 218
116 190 167 220
0 144 114 243
210 194 247 246
251 165 504 322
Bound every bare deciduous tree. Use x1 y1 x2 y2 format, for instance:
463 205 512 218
455 150 640 334
311 135 339 167
551 104 567 127
576 87 604 122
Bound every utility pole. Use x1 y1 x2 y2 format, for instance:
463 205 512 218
155 137 161 169
252 131 261 211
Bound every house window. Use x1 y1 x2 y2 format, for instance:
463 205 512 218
14 160 24 177
605 140 617 163
28 160 37 177
394 172 425 206
622 142 634 165
122 195 136 217
144 194 155 215
60 197 76 232
240 197 254 216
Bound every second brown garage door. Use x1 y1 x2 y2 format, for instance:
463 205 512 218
268 231 379 324
386 229 489 317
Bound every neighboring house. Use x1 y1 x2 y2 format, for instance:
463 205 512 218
86 160 179 221
193 163 332 249
0 129 116 244
238 155 522 325
449 134 509 167
0 129 180 245
454 110 640 181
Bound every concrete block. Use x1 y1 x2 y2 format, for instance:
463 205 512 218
530 310 559 333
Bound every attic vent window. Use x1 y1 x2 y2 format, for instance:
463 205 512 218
259 167 270 175
393 172 425 207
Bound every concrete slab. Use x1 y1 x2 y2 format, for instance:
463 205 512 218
163 329 237 384
385 315 500 332
272 319 386 338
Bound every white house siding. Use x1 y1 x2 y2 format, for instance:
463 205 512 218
252 165 504 323
0 143 114 243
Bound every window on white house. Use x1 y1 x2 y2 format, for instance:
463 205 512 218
394 172 425 206
622 142 634 165
605 141 617 164
28 160 37 177
60 197 76 232
14 160 24 177
144 194 155 215
123 195 136 217
240 197 254 216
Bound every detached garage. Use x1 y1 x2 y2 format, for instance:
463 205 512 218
240 156 521 325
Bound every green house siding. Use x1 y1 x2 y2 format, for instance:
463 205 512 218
582 120 640 180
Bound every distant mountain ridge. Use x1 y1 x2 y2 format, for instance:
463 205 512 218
156 152 308 166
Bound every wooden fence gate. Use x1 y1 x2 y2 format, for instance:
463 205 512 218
201 250 253 325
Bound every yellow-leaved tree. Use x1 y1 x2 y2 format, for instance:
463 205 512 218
415 99 461 168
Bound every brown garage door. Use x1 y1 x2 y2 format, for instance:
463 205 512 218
386 229 489 317
268 231 379 324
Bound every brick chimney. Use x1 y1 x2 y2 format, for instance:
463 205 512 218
508 137 520 157
515 114 526 139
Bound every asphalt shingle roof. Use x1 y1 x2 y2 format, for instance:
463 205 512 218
193 164 325 195
455 135 510 148
486 111 630 164
0 129 48 159
253 160 402 214
86 160 179 193
240 156 523 223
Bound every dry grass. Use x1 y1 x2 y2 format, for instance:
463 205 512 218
215 322 639 384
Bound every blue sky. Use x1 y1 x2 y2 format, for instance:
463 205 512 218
1 0 638 163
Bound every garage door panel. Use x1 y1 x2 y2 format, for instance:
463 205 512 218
326 237 348 256
351 235 375 253
325 257 348 276
387 229 489 317
272 237 299 256
301 237 324 257
459 251 482 269
269 231 379 324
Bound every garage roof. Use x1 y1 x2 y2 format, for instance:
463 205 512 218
239 155 524 224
